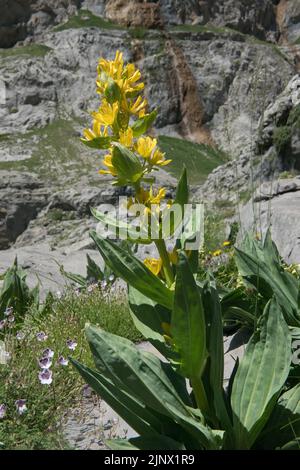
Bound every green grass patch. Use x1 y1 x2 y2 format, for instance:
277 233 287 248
0 118 97 184
0 44 52 59
158 135 228 185
0 284 142 449
54 9 123 32
169 24 239 36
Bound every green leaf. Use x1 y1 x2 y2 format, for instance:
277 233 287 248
0 257 33 320
86 254 104 282
257 383 300 449
231 298 292 449
128 286 175 360
175 166 188 207
235 231 300 326
90 231 173 310
112 142 143 183
80 135 113 149
71 358 166 437
84 325 217 449
172 252 207 379
60 266 87 287
202 280 233 437
132 110 158 138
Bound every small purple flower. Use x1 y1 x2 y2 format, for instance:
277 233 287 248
15 399 27 415
74 288 80 297
82 384 92 398
66 339 77 351
0 404 6 419
36 331 48 342
42 348 54 359
38 356 52 369
38 368 53 385
87 285 94 293
0 319 7 330
57 356 69 366
4 307 13 317
7 314 15 323
101 280 108 289
16 331 25 341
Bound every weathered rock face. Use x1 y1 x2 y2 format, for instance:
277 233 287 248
161 0 277 40
240 177 300 263
194 74 300 207
0 0 80 47
105 0 162 29
277 0 300 43
0 0 300 260
0 171 49 249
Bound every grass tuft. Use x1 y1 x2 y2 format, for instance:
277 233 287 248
54 9 123 32
0 284 141 449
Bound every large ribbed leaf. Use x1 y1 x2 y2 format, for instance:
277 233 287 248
172 252 207 379
71 359 163 437
235 231 300 326
84 325 217 449
202 280 233 437
128 286 177 361
231 298 291 449
257 383 300 449
90 231 173 310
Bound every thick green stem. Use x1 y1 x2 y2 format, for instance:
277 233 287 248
191 377 210 420
155 239 174 287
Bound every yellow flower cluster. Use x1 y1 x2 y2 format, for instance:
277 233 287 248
82 50 171 184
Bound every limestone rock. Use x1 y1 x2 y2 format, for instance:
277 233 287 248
0 0 80 48
0 171 50 249
239 177 300 263
105 0 162 29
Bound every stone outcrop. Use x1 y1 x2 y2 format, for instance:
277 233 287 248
105 0 162 29
0 171 49 249
0 0 300 262
240 177 300 264
0 0 80 47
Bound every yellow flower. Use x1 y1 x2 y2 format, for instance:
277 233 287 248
144 257 162 276
212 249 222 257
82 120 108 142
129 96 147 116
97 50 124 93
99 153 117 177
136 186 166 205
137 136 157 160
150 149 172 167
121 62 145 94
223 241 231 247
119 127 133 148
97 51 145 96
92 100 119 127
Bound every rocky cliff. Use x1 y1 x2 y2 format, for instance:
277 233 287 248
0 0 300 266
